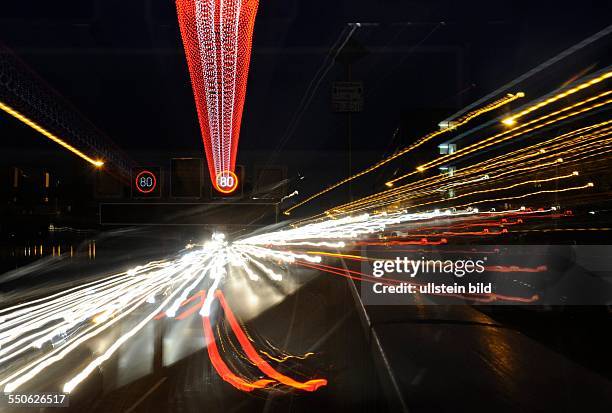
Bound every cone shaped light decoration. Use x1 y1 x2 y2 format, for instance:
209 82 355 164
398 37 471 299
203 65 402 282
176 0 259 193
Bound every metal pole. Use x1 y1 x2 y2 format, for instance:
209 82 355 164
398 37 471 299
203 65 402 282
347 62 353 201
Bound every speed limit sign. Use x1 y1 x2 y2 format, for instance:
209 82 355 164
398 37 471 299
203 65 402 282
132 167 161 198
214 170 239 194
135 170 157 194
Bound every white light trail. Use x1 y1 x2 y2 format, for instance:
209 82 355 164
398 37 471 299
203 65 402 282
236 209 481 247
0 206 545 395
0 247 217 393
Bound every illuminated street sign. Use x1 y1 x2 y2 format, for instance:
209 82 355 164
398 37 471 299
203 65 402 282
211 165 244 198
214 170 239 194
132 167 161 198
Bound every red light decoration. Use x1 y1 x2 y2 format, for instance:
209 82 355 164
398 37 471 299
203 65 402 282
176 0 259 193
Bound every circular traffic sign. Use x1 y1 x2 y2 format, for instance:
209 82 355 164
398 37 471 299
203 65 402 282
135 170 157 194
214 170 239 194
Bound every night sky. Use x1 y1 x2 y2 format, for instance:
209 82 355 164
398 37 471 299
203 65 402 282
0 0 610 171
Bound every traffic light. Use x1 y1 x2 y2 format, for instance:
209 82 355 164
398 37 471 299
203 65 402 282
132 167 161 198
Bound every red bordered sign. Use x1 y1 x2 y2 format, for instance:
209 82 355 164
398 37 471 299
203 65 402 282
135 170 158 194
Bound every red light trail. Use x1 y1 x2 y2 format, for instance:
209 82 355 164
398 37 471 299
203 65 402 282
165 289 328 393
0 208 584 395
176 0 259 193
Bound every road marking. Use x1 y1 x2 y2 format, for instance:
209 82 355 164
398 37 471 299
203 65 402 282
124 377 167 413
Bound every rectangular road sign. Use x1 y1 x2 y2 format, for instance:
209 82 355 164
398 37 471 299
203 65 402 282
171 158 202 198
332 81 364 113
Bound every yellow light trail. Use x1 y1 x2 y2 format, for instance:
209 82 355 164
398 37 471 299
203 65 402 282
305 251 373 261
260 350 315 363
372 172 580 213
326 124 608 212
460 124 612 173
321 123 611 217
388 93 612 184
0 100 104 167
447 182 594 211
332 144 603 217
283 92 525 215
559 143 612 166
401 132 607 199
502 71 611 125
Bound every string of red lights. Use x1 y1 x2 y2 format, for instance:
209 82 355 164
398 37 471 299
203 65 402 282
176 0 259 193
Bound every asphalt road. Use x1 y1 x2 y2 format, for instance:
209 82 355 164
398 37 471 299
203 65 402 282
71 270 388 413
1 228 611 413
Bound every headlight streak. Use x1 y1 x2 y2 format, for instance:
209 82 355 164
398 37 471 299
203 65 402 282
240 253 284 281
62 259 215 394
501 71 611 126
248 241 347 248
360 172 582 213
0 204 580 396
230 206 563 310
228 247 260 281
5 280 179 391
283 93 524 215
443 182 594 211
200 271 224 317
318 122 611 218
6 69 610 400
0 263 172 359
398 93 612 181
0 260 168 322
165 252 217 318
0 248 216 393
238 212 413 244
238 209 501 251
4 279 172 392
239 245 322 264
0 109 605 397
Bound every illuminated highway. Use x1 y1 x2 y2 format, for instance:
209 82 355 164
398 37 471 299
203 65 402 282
1 2 612 413
2 206 612 411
